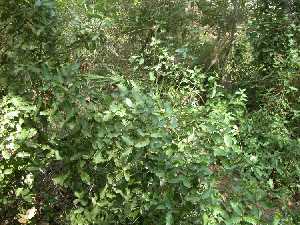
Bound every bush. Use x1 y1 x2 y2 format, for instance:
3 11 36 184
1 0 299 224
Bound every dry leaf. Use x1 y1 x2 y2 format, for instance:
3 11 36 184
17 214 28 224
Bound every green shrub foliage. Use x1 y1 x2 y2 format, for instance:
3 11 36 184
0 0 299 224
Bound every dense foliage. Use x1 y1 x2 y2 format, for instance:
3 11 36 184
0 0 299 224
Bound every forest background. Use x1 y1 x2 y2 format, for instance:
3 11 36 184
0 0 299 224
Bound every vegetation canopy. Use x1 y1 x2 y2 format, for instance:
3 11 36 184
0 0 299 224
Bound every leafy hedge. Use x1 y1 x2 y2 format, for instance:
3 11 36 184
0 0 299 224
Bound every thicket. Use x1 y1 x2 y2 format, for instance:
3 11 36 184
0 0 299 224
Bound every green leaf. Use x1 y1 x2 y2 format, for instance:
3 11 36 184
35 0 42 7
134 138 150 148
2 150 11 159
214 147 226 156
53 150 62 160
203 213 209 225
242 216 258 224
3 168 13 175
170 117 177 129
53 173 69 186
183 179 192 188
166 211 173 225
125 98 133 108
224 134 232 147
16 152 31 158
230 201 242 215
80 171 91 185
273 212 282 225
122 136 134 146
123 170 130 181
139 58 144 65
93 150 106 164
15 188 24 197
6 111 19 119
103 112 112 121
149 72 155 81
268 179 274 189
